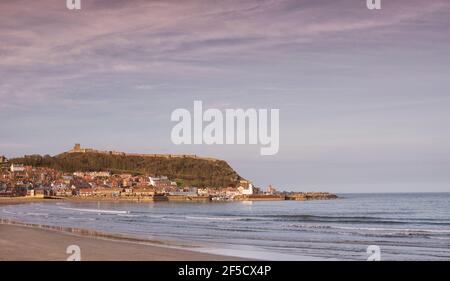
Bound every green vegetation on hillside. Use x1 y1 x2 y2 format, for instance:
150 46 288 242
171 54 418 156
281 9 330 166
10 153 242 188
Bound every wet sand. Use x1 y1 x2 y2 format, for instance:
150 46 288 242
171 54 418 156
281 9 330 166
0 224 240 261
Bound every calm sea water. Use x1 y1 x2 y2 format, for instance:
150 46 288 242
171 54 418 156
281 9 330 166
1 193 450 260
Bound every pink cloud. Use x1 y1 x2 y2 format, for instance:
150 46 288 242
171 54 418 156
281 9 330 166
1 0 449 107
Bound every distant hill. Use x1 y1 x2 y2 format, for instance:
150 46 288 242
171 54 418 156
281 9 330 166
10 152 243 188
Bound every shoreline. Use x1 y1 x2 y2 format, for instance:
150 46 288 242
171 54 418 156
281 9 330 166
0 193 338 205
0 219 245 261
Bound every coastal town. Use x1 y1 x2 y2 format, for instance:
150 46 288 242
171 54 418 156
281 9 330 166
0 149 337 202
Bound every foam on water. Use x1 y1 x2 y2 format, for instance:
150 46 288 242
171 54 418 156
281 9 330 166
60 207 129 214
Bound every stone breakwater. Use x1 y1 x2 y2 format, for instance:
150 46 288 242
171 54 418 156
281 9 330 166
285 192 338 201
234 192 338 201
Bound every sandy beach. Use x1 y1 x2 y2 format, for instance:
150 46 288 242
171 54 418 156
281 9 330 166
0 223 240 261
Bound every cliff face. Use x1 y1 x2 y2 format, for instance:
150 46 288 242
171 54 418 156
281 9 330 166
10 152 242 188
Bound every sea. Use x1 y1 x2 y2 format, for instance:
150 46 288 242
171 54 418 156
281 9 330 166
1 193 450 261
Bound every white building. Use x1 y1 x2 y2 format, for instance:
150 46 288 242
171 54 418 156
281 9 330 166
10 164 25 172
238 183 254 195
148 176 169 186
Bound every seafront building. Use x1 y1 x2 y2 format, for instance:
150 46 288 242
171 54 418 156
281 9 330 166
10 164 25 173
148 176 173 189
0 156 7 164
0 156 8 171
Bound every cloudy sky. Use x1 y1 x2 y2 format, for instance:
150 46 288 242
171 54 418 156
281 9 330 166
1 0 450 192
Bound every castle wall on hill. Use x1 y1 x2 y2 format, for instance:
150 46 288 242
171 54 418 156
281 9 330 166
67 144 217 162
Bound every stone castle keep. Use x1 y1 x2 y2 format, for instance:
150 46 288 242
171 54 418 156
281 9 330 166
68 144 217 161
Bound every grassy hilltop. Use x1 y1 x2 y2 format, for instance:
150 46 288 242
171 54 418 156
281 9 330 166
10 152 243 188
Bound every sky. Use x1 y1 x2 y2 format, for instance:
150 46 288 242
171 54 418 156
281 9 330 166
1 0 450 192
